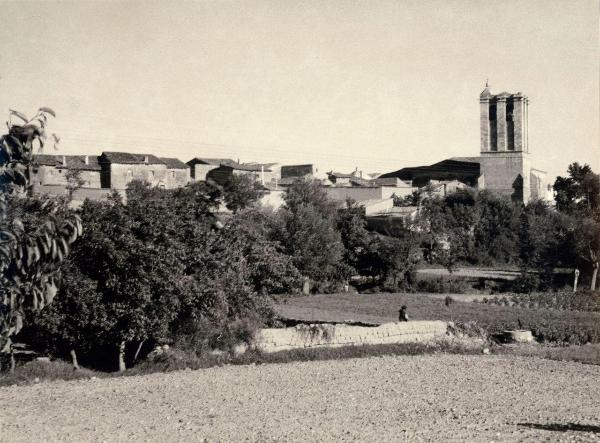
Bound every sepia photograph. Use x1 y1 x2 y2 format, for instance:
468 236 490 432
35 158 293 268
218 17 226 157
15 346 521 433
1 0 599 441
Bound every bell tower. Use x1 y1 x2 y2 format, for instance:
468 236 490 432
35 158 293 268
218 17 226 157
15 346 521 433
479 84 531 202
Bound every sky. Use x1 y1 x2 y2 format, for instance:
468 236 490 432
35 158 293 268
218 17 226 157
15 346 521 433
0 0 598 180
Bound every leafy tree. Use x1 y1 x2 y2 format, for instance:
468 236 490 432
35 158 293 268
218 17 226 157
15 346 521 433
65 169 85 200
472 191 521 265
19 260 108 369
276 180 349 291
282 179 338 216
574 216 600 290
222 173 263 213
218 209 301 295
336 200 371 274
554 163 600 213
0 108 81 357
364 234 422 290
73 196 186 370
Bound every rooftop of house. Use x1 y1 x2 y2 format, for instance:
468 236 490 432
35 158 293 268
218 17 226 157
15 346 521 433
99 152 164 165
159 157 188 170
328 171 356 179
220 162 272 172
33 154 102 171
187 157 237 166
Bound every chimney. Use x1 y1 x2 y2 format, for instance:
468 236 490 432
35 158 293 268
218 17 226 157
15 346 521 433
84 155 89 165
62 155 66 166
359 170 363 178
144 155 148 164
260 165 265 186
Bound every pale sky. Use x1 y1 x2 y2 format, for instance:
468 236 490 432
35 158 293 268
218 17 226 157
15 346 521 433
0 0 598 180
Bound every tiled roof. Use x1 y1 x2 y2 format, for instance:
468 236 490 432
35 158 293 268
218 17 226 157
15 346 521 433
328 171 356 179
187 157 236 166
349 177 374 187
159 157 188 169
449 157 481 164
222 162 271 172
33 155 101 171
99 152 164 165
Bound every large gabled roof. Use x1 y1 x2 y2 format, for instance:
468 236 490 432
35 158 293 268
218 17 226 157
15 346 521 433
33 154 101 171
187 157 236 166
379 157 481 186
159 157 188 169
99 152 164 165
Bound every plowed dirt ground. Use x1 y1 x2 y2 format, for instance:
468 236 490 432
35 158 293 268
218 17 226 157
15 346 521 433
1 354 600 442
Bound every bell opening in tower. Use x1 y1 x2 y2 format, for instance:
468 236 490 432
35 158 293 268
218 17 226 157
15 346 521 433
506 100 515 151
489 102 497 151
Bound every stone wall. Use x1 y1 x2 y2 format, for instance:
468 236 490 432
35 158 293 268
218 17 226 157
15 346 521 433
255 321 448 353
164 168 190 189
108 163 168 190
32 165 101 188
479 151 530 202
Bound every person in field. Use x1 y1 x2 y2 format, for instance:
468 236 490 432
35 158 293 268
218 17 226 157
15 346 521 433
398 305 409 322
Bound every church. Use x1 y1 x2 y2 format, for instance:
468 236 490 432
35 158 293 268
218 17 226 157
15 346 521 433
379 85 550 203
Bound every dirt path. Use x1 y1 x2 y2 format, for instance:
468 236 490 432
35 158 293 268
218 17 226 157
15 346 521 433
1 355 599 442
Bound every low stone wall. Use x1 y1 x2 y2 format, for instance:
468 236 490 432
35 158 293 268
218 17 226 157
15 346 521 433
255 321 448 353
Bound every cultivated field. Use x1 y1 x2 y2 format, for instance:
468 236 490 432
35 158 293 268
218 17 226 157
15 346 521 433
275 293 600 344
1 355 599 442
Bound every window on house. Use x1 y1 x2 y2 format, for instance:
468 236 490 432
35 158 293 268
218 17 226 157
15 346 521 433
171 171 175 178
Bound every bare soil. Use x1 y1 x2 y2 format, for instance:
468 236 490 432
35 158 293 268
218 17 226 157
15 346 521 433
1 354 599 442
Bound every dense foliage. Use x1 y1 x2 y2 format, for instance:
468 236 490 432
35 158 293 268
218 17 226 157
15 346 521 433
11 160 600 371
0 109 82 356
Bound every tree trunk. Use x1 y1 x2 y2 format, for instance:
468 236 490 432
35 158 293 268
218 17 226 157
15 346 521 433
133 340 145 364
70 348 80 371
117 341 126 372
591 263 598 291
9 344 15 374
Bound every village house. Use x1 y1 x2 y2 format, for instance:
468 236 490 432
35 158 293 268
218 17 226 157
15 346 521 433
205 162 272 186
160 157 191 189
186 158 236 182
31 154 102 188
98 152 188 190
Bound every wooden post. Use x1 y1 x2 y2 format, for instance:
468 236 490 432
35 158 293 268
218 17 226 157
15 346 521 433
573 268 580 292
302 276 310 294
70 349 80 371
117 341 126 372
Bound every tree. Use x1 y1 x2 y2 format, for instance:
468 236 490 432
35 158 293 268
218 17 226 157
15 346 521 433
65 169 85 200
364 234 422 290
71 196 186 371
278 180 349 292
336 200 371 274
575 216 600 290
554 163 600 213
19 260 109 370
222 174 263 213
0 108 82 357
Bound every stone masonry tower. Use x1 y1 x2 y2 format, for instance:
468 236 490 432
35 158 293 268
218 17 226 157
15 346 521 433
479 84 531 202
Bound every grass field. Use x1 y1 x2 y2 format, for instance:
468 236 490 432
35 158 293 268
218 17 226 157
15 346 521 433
274 293 600 344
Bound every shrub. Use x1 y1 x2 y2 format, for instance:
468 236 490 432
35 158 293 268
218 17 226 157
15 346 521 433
0 359 99 386
415 277 469 294
509 273 541 293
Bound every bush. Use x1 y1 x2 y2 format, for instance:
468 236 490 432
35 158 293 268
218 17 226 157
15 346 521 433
172 316 260 356
508 273 541 293
415 277 469 294
0 359 99 386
